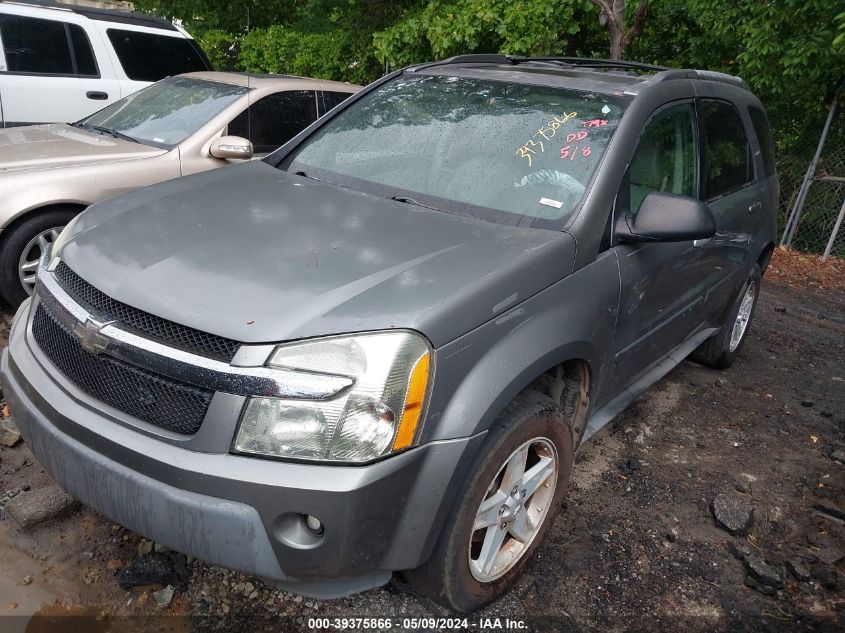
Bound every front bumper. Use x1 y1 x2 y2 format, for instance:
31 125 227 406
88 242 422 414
1 301 484 598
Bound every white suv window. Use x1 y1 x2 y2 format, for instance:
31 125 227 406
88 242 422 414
107 28 207 82
0 14 97 77
0 14 73 75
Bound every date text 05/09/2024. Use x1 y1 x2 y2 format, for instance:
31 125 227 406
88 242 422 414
307 617 529 630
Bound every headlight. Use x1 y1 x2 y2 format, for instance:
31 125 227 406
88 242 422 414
233 331 432 463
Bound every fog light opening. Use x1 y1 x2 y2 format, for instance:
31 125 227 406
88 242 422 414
305 514 324 536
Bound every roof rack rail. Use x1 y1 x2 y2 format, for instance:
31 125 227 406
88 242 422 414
405 54 750 92
409 54 668 73
407 54 512 72
647 69 750 91
1 0 178 31
508 56 669 72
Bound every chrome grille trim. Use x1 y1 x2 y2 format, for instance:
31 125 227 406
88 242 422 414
54 261 241 362
35 263 355 400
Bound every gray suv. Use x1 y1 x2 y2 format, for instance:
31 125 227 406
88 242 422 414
1 55 778 612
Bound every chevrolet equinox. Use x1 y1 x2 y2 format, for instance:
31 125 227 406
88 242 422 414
1 55 778 612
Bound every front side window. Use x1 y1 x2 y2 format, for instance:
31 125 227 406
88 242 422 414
78 77 246 148
282 74 628 228
107 29 207 82
627 103 697 214
701 100 753 200
228 91 318 154
0 14 73 74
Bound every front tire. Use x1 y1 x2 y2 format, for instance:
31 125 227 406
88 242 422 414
404 391 573 612
0 209 78 306
692 264 762 369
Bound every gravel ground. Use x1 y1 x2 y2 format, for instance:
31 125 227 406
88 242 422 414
0 279 843 632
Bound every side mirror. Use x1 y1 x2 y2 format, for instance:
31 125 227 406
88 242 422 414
209 136 254 160
615 191 716 244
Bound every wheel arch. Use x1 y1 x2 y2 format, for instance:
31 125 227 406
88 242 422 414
428 336 603 445
527 358 592 447
756 241 775 275
0 202 88 241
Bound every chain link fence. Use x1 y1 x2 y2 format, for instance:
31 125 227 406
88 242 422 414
779 91 845 260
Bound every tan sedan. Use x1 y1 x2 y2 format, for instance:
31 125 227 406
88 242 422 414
0 72 360 304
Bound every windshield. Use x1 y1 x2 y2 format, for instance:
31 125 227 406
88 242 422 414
78 77 247 148
283 74 627 228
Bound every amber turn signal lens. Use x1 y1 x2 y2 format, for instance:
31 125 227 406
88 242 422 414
392 352 430 451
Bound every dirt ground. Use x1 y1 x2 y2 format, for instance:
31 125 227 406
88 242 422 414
0 276 843 633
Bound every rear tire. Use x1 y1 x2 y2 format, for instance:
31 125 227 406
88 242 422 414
691 264 762 369
404 391 573 612
0 208 78 307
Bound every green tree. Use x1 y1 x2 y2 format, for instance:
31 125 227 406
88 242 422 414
373 0 601 68
133 0 298 34
590 0 649 59
632 0 845 143
134 0 844 144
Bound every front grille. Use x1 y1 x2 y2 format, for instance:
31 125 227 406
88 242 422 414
54 261 240 362
32 303 213 434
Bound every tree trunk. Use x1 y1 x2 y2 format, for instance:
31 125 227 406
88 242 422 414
592 0 649 60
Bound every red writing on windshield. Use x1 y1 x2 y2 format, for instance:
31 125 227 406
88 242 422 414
561 144 592 161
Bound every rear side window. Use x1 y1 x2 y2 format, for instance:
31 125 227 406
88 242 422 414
228 90 318 154
321 90 352 114
107 29 207 82
700 100 754 199
0 14 73 74
748 106 776 178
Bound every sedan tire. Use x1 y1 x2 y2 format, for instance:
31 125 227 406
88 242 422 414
0 208 78 307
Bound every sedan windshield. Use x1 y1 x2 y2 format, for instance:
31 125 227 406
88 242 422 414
283 74 627 228
77 77 247 148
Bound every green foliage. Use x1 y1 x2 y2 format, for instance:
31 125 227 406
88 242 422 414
239 24 377 85
134 0 845 145
373 1 598 67
834 11 845 49
633 0 845 145
196 29 240 71
133 1 299 34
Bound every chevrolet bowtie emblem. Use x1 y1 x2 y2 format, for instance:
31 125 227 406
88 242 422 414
72 319 111 355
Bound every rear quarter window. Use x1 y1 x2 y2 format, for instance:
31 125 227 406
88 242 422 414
748 106 776 178
321 90 352 114
68 24 98 77
107 29 208 82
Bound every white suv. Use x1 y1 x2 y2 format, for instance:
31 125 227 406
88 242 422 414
0 0 210 126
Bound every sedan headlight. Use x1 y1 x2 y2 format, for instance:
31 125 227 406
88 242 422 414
234 331 432 463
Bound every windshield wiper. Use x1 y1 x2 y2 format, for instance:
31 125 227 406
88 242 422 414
390 195 444 213
74 122 139 144
294 170 323 182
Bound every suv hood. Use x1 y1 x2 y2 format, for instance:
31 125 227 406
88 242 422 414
60 161 576 347
0 124 164 174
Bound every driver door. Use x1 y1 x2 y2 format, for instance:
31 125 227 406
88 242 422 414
609 101 710 389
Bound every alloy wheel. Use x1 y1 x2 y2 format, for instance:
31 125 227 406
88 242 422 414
468 437 558 582
729 281 756 352
18 226 63 296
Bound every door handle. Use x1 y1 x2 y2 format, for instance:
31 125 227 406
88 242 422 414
86 91 109 101
693 238 711 248
748 201 762 214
